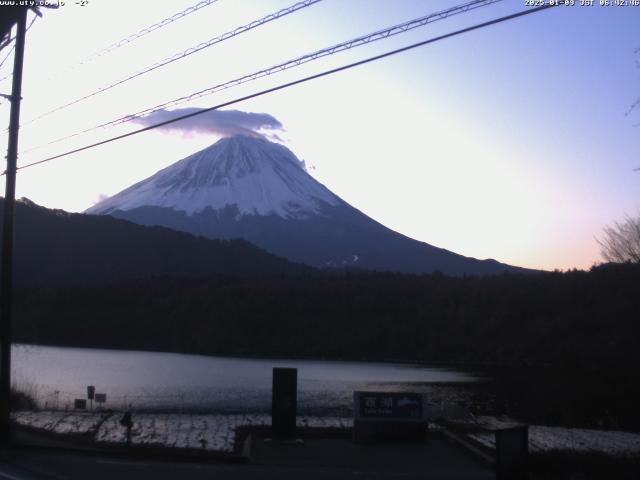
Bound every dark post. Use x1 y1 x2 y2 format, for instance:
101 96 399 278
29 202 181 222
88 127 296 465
0 8 28 449
272 367 297 439
119 411 133 447
495 426 529 480
87 385 95 410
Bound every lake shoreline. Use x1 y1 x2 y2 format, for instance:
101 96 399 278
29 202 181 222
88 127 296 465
11 344 476 414
13 343 640 432
10 340 540 372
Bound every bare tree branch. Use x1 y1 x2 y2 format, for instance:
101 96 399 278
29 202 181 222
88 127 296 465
598 215 640 263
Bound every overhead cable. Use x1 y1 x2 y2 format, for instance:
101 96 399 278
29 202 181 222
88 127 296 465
22 0 502 153
46 0 222 80
27 0 322 124
10 3 558 175
0 13 37 84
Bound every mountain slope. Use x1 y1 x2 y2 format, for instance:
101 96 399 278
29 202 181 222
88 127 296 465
89 135 530 276
1 198 309 286
87 136 340 219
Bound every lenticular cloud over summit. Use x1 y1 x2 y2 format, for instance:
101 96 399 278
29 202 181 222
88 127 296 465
131 108 284 139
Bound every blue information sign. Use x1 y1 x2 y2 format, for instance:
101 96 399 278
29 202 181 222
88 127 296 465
356 392 424 420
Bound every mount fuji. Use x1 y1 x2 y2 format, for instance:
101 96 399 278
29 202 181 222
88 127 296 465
87 135 526 275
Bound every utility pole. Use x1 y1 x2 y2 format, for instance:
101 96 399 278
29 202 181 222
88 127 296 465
0 7 28 449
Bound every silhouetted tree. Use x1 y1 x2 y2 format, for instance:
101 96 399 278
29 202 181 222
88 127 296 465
599 215 640 263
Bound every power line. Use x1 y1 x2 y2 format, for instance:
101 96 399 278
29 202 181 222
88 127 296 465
10 4 557 175
87 0 220 55
113 0 504 124
21 0 502 154
26 0 322 125
0 13 37 84
45 0 222 82
0 36 15 54
0 43 15 73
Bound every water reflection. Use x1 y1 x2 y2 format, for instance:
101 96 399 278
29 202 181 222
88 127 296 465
12 344 475 413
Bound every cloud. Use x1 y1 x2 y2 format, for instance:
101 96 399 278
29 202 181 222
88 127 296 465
92 193 110 205
131 108 284 139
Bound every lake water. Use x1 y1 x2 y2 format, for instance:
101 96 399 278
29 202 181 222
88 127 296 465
12 344 476 413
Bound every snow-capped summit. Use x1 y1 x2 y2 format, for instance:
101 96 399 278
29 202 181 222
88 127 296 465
87 135 340 218
88 135 529 276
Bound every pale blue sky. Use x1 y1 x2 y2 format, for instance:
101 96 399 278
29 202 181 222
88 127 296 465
0 0 638 270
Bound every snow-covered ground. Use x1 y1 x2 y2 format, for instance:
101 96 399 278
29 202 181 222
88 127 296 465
468 427 640 458
464 416 640 458
13 411 110 436
12 411 353 453
12 411 640 458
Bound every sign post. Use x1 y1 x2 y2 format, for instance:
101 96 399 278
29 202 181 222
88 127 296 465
95 393 106 409
87 385 95 410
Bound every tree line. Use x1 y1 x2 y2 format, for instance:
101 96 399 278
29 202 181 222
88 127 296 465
13 263 640 366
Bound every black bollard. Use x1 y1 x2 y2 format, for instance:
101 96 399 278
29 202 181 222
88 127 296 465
272 367 297 440
495 425 529 480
